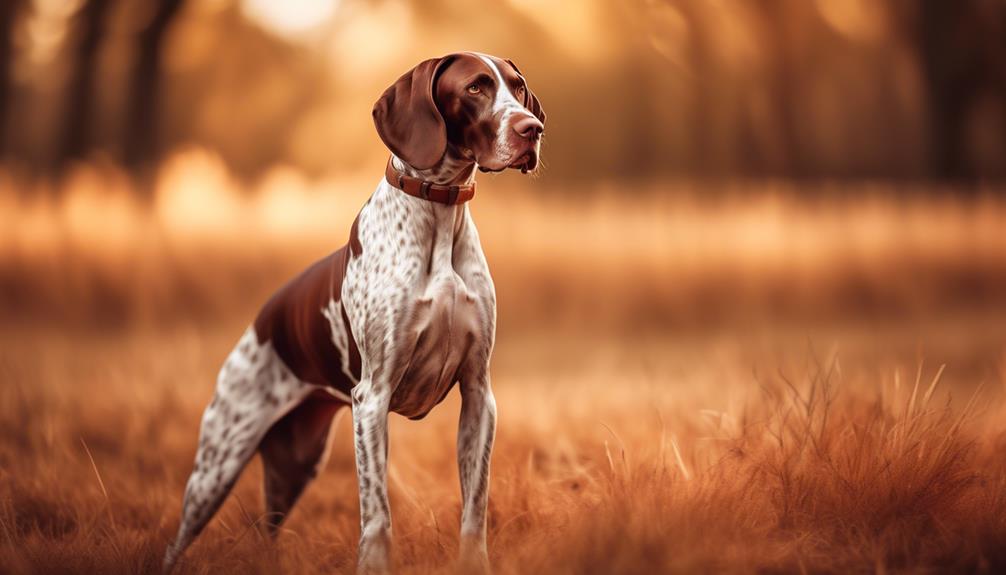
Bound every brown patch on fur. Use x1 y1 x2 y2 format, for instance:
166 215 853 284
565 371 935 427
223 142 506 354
253 244 360 397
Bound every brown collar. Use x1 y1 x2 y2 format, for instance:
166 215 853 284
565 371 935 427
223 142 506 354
385 157 476 205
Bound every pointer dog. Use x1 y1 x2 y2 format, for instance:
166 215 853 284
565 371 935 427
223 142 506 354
163 52 545 573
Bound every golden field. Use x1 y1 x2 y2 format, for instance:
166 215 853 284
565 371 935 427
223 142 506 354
2 152 1006 574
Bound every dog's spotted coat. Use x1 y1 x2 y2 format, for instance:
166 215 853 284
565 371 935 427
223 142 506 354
164 52 544 574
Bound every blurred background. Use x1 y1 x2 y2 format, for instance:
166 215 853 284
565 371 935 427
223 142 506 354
1 0 1005 338
2 2 1006 572
1 0 1006 182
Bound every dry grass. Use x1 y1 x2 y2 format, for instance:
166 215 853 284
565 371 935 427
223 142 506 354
3 325 1006 574
2 151 1006 573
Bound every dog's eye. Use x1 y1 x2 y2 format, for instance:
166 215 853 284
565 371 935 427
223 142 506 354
515 86 526 100
467 84 480 95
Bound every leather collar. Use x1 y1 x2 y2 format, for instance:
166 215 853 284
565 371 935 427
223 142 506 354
385 157 476 205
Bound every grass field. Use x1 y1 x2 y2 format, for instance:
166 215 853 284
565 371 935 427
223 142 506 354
2 153 1006 573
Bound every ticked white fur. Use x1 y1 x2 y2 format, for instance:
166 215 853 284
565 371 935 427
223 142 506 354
336 176 498 573
163 328 322 570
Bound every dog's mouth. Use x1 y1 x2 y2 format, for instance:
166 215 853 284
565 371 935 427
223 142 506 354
509 153 530 171
476 148 539 174
508 151 538 174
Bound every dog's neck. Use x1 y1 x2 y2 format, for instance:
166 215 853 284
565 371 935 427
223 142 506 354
385 148 476 245
391 147 477 186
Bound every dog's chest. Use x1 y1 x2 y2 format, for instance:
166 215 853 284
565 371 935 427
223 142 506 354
344 184 495 419
391 272 485 418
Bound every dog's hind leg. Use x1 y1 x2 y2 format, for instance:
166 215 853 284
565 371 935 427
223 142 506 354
259 392 346 534
163 328 313 573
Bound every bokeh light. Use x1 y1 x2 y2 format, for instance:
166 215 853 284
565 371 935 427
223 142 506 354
240 0 340 40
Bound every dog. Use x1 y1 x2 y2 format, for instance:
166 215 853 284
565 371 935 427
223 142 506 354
163 52 545 573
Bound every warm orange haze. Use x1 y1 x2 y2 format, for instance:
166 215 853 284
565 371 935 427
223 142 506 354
2 1 1006 574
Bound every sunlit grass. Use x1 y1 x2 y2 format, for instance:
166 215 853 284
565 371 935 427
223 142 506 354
1 325 1004 573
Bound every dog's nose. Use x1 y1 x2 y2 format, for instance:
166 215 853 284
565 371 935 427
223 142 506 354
512 115 544 140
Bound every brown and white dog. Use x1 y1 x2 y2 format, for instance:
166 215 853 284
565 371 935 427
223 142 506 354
163 52 545 573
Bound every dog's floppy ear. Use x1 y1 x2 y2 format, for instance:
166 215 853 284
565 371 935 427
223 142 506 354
373 56 455 170
506 58 546 124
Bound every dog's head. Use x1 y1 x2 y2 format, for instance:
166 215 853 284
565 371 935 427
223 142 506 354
373 52 545 173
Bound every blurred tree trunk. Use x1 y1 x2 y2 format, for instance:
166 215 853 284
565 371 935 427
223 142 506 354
917 0 975 181
617 52 658 179
750 0 804 178
123 0 184 180
916 0 1006 182
57 0 112 170
676 0 714 177
0 0 25 157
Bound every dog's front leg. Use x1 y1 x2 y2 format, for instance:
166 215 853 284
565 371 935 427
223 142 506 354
352 382 393 574
457 372 497 572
